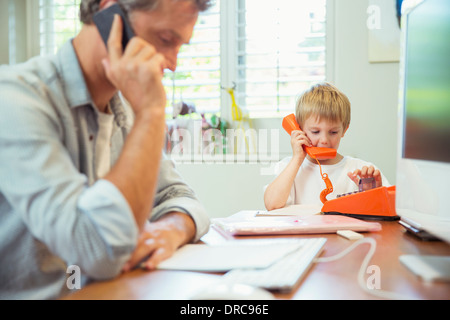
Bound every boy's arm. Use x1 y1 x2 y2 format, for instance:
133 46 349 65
264 157 303 210
264 130 311 210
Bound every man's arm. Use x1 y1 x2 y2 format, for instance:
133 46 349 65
101 16 209 270
102 14 167 231
122 156 210 271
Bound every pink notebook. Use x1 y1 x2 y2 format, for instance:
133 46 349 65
212 211 382 236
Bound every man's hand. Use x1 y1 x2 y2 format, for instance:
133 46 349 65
122 212 196 272
101 14 166 115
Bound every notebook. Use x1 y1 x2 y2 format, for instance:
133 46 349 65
212 210 382 236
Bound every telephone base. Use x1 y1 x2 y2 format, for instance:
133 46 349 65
323 212 400 221
321 186 398 221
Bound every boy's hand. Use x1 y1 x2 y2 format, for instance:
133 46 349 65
347 166 383 188
290 130 312 159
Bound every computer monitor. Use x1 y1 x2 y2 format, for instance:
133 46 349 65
396 0 450 244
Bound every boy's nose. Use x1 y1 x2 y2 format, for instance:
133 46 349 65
318 135 329 147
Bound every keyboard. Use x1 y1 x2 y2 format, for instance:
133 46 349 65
222 237 327 293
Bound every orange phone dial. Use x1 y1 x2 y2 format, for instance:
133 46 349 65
282 113 335 203
282 114 398 220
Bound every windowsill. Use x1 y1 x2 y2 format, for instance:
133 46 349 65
166 152 291 164
165 112 288 121
246 112 287 120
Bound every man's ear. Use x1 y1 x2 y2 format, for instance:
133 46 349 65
99 0 118 10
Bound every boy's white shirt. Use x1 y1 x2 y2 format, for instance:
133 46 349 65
269 156 391 206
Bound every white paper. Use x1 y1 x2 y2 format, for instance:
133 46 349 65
256 204 322 216
156 239 304 272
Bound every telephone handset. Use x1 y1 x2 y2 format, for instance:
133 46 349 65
93 3 136 50
282 114 337 160
282 113 335 203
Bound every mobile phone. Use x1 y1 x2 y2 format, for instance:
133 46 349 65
93 3 135 50
282 113 337 159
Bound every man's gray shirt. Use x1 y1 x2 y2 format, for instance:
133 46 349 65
0 40 209 299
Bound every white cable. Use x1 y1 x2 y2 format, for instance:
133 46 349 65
315 238 413 300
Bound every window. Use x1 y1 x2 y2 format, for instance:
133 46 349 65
235 0 327 117
164 0 221 116
39 0 82 56
36 0 327 119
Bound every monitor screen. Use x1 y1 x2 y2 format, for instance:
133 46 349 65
402 0 450 163
396 0 450 244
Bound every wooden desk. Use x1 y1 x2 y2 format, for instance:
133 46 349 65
63 221 450 300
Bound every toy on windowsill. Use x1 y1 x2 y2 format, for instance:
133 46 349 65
221 82 243 121
205 114 229 155
209 114 229 137
221 83 257 155
173 101 196 118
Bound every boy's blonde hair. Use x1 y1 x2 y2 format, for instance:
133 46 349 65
295 82 351 130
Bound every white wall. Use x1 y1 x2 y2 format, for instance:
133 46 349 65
332 0 399 186
177 162 274 218
177 0 400 218
0 1 10 64
0 0 37 65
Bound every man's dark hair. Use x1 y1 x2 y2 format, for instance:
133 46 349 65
80 0 213 24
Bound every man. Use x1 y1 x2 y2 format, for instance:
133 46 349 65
0 0 211 299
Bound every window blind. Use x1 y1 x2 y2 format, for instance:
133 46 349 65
36 0 327 118
163 0 221 116
235 0 327 117
39 0 81 56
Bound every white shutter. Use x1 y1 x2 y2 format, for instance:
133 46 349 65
35 0 328 118
163 0 221 116
235 0 327 117
39 0 82 56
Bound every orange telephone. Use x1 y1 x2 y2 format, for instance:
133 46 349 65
282 114 335 203
321 185 398 221
282 114 399 220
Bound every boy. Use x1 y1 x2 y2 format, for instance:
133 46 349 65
264 82 390 211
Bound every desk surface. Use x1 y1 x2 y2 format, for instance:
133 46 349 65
64 221 450 300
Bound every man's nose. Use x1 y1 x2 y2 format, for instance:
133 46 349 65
166 58 177 72
165 49 179 72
